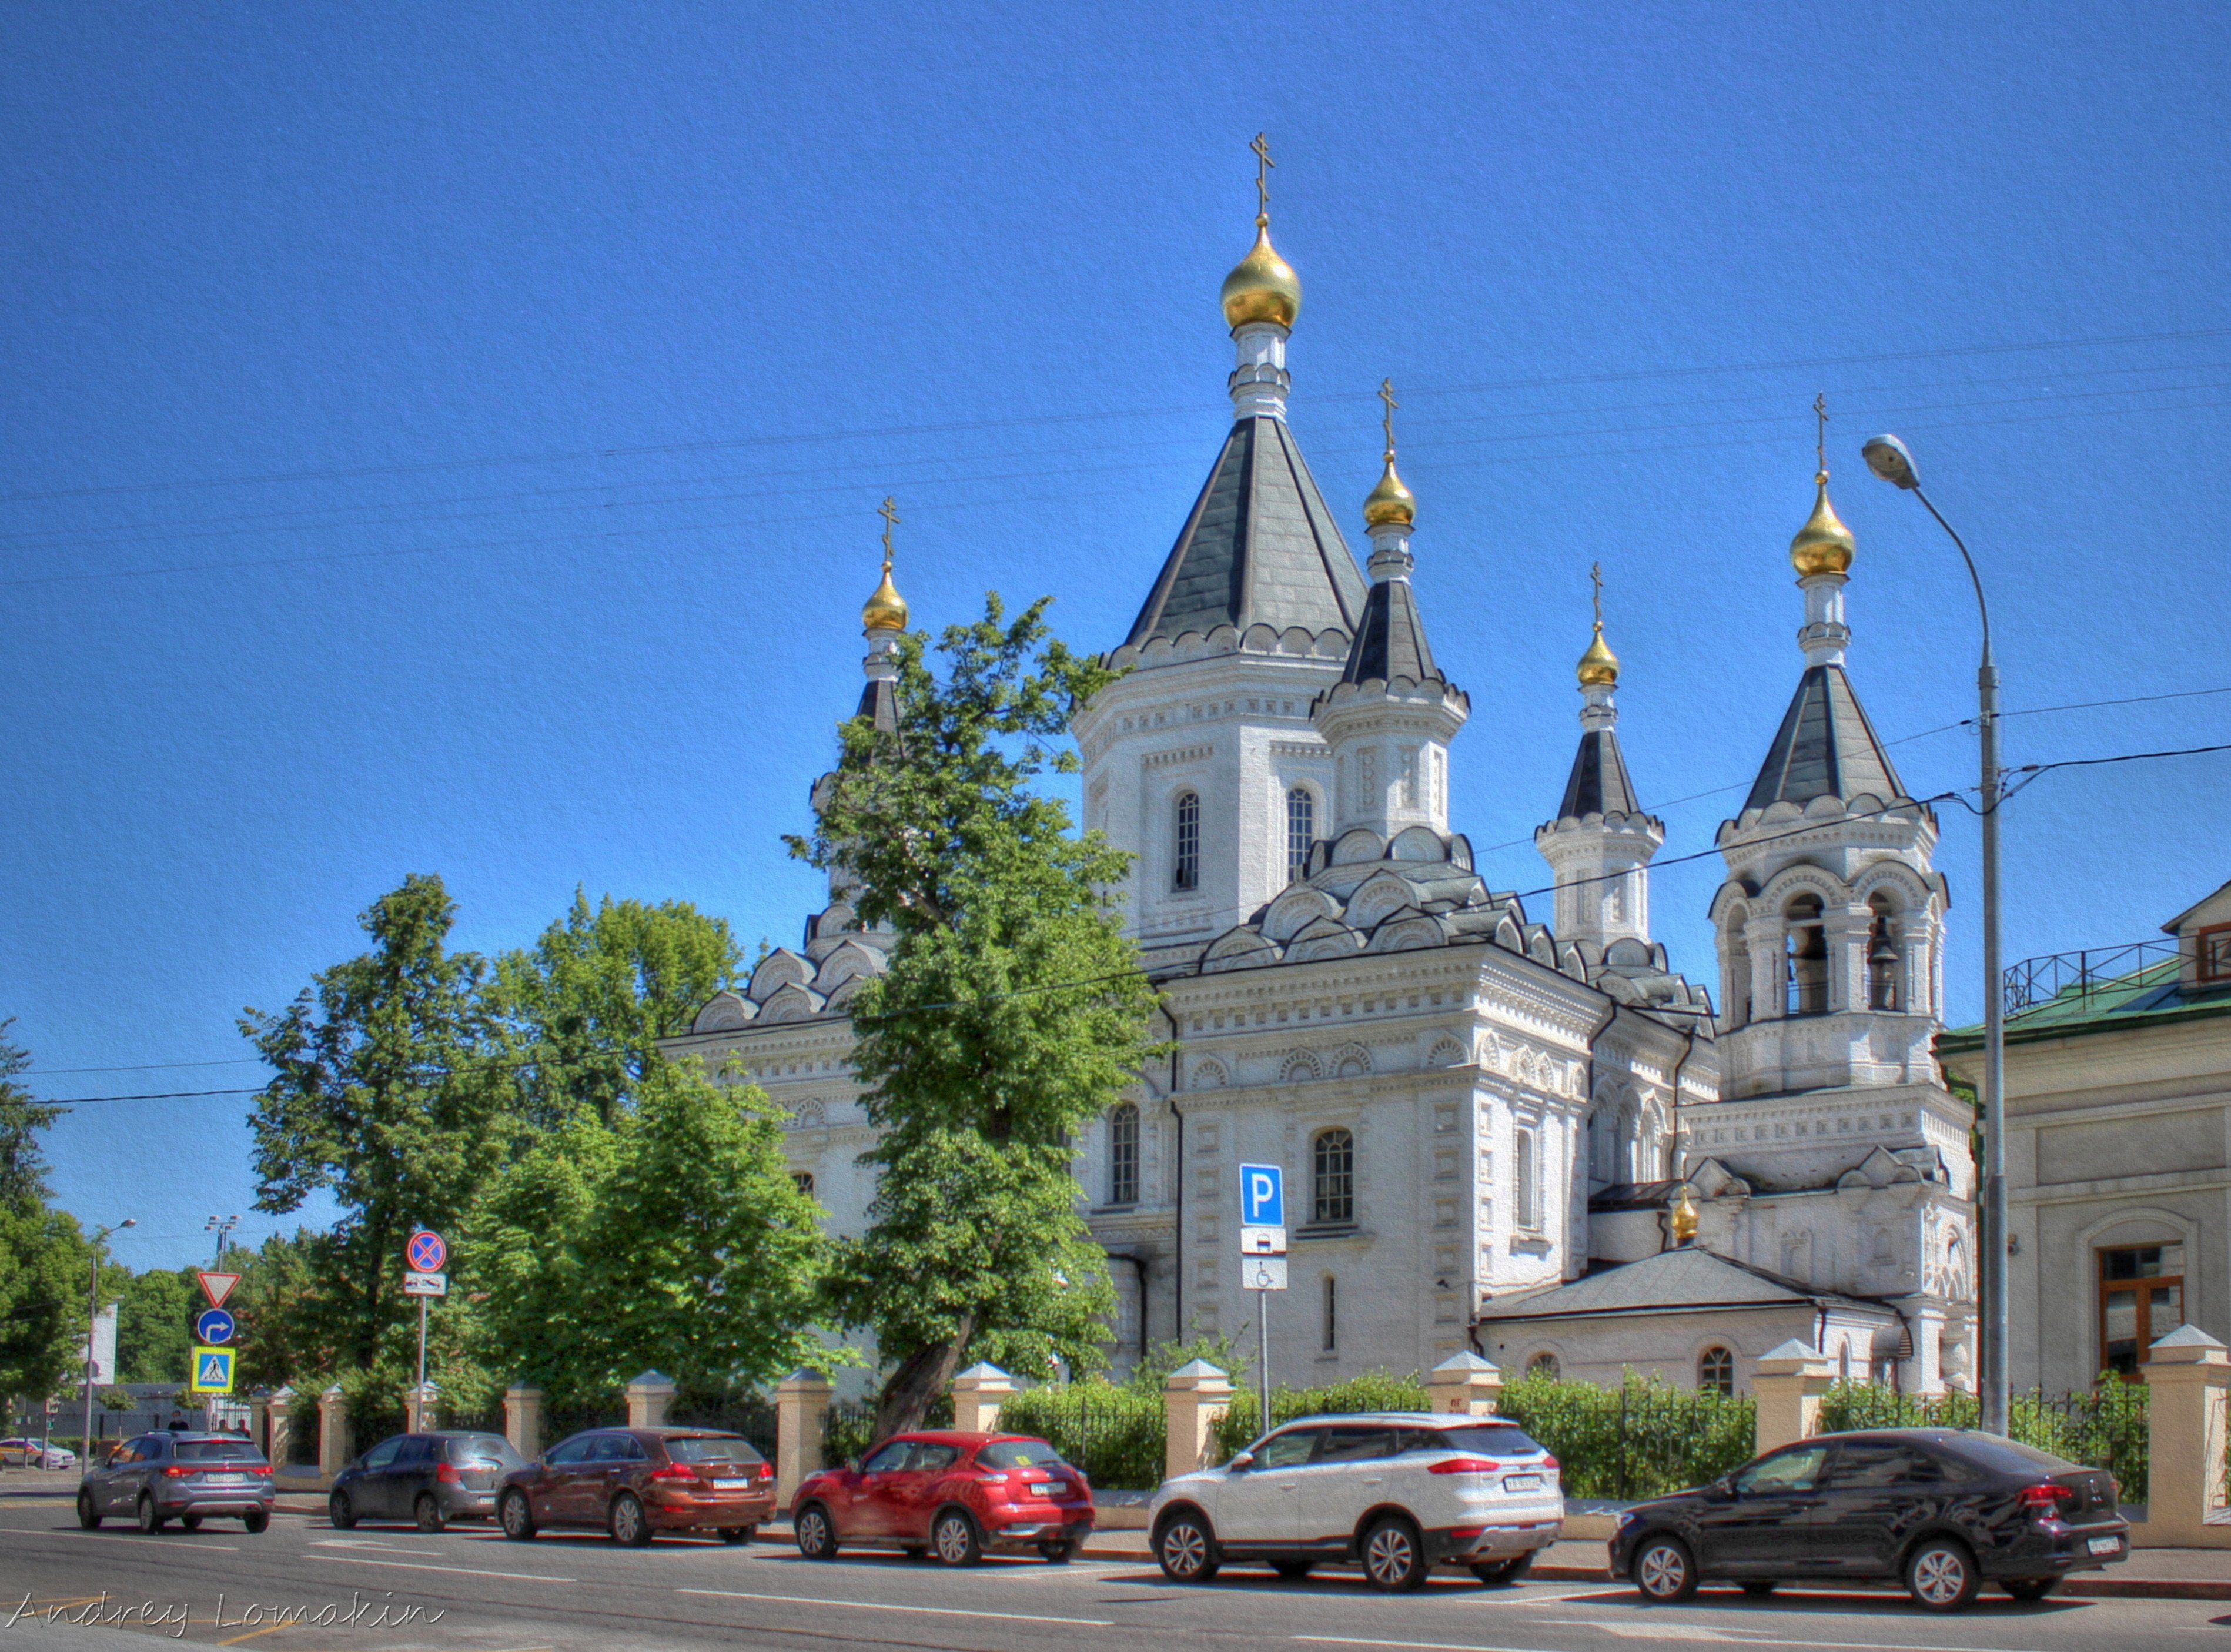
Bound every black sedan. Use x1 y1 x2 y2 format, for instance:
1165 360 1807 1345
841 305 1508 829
1611 1429 2128 1611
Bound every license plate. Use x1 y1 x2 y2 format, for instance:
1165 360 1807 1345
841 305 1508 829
1501 1474 1544 1493
206 1474 245 1484
2088 1535 2121 1556
711 1479 749 1491
1029 1482 1062 1497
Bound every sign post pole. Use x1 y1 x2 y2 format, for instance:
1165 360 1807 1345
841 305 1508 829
1237 1165 1287 1440
404 1230 447 1410
1256 1286 1270 1433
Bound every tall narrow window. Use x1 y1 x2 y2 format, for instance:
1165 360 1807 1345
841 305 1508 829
1286 787 1314 883
1698 1346 1735 1396
1172 791 1199 891
1322 1274 1339 1352
1108 1102 1139 1206
1867 892 1902 1011
1785 894 1828 1015
2100 1243 2186 1379
1312 1128 1354 1224
1514 1131 1539 1229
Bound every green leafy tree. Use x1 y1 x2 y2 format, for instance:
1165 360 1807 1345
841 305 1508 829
0 1024 91 1400
0 1023 61 1207
242 874 517 1377
790 596 1163 1440
224 1232 323 1391
493 892 740 1126
115 1267 196 1385
465 1062 829 1401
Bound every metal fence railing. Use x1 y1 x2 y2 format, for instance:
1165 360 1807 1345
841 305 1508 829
670 1396 778 1459
2003 939 2180 1016
1496 1378 1757 1501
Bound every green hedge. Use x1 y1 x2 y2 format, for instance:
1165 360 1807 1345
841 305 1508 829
1817 1379 2148 1502
1496 1373 1757 1500
999 1381 1166 1492
1209 1370 1430 1463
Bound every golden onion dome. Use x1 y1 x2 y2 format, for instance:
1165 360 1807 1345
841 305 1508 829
1670 1184 1701 1245
1790 471 1857 576
1577 623 1620 687
1220 223 1302 331
1362 454 1415 528
861 559 908 632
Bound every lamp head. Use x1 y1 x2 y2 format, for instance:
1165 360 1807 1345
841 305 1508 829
119 1218 135 1229
1862 433 1919 490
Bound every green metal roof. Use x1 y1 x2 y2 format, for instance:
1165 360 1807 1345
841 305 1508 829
1940 951 2231 1054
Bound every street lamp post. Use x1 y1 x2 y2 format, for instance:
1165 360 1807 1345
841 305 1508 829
80 1219 135 1474
205 1213 240 1268
1861 433 2008 1437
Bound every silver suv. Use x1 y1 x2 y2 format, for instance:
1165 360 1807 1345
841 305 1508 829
1149 1412 1562 1591
78 1432 274 1534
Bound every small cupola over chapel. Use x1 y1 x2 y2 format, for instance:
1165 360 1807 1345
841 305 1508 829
1536 566 1664 951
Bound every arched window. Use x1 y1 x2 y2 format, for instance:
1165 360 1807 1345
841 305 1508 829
1785 893 1828 1016
1867 892 1902 1011
1108 1102 1139 1206
1285 787 1314 883
1698 1346 1735 1396
792 1172 815 1198
1322 1274 1338 1353
1172 792 1200 891
1525 1352 1560 1380
1724 912 1753 1029
1312 1128 1354 1224
1514 1130 1539 1229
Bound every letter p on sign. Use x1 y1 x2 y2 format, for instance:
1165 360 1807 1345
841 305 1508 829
1239 1163 1284 1228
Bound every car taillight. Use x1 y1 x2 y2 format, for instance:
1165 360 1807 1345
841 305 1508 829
2020 1483 2078 1516
755 1461 774 1482
250 1464 272 1476
436 1462 461 1484
649 1461 700 1482
163 1465 192 1477
1542 1454 1559 1470
1428 1456 1502 1475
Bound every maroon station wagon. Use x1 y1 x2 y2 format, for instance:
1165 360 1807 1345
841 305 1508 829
497 1427 775 1546
792 1431 1095 1564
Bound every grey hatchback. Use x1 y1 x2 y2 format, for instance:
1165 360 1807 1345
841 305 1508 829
78 1432 273 1533
329 1431 525 1531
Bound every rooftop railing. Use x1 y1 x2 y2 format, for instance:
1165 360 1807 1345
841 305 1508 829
2003 938 2181 1016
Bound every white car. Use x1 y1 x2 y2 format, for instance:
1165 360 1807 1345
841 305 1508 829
1149 1410 1563 1591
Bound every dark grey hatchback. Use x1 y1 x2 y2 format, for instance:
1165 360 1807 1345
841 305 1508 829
329 1431 526 1531
1611 1429 2128 1611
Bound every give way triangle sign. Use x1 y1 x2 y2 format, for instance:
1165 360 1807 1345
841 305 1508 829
196 1271 241 1309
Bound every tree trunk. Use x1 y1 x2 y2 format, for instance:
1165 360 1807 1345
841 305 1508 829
873 1312 976 1443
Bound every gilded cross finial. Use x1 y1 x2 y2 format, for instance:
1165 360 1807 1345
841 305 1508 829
1813 393 1829 481
1590 560 1604 631
1378 377 1399 460
877 495 901 569
1250 132 1275 228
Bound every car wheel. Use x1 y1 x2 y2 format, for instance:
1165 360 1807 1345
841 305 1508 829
2005 1577 2058 1601
329 1490 357 1530
414 1493 446 1533
1272 1559 1314 1580
718 1526 755 1544
499 1489 537 1541
179 1514 203 1531
1361 1516 1427 1593
136 1494 166 1534
610 1492 653 1548
1039 1540 1074 1563
1155 1510 1220 1582
76 1490 101 1530
243 1510 269 1534
1904 1538 1979 1612
1741 1581 1777 1597
793 1502 838 1559
1633 1534 1697 1603
931 1507 984 1566
1471 1552 1533 1586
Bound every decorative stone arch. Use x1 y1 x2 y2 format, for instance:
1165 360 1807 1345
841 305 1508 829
691 990 756 1033
1190 1056 1230 1091
1347 869 1418 929
758 982 825 1024
1327 1042 1372 1079
789 1099 827 1129
1426 1034 1469 1069
750 948 814 1000
1280 1049 1323 1084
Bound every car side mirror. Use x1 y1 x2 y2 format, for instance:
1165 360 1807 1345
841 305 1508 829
1711 1475 1737 1499
1227 1452 1256 1472
846 1459 860 1473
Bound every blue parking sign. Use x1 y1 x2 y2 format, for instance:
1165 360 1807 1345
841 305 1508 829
1239 1163 1284 1227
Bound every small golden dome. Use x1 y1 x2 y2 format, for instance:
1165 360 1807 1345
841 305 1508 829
861 559 908 632
1577 623 1619 687
1363 455 1415 527
1670 1185 1700 1245
1790 471 1856 577
1220 223 1302 331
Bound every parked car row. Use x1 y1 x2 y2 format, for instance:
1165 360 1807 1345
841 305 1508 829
1 1437 77 1469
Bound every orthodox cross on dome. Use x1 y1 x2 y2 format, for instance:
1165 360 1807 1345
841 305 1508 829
1813 392 1829 480
1590 560 1604 629
877 494 901 569
1378 376 1399 460
1250 131 1275 227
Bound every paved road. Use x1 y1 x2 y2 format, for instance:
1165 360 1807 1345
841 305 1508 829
2 1490 2222 1652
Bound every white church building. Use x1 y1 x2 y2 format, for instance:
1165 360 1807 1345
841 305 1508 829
661 192 1978 1399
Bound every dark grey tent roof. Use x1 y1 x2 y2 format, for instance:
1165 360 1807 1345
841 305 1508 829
1744 664 1905 811
855 675 897 734
1339 578 1443 686
1125 416 1368 646
1557 728 1640 818
1474 1244 1893 1320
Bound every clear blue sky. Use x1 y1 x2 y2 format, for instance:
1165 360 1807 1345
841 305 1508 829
6 2 2226 1269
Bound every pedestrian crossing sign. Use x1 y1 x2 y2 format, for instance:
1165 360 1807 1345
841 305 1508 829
189 1346 235 1393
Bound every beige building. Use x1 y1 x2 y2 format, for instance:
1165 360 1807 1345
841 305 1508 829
1939 878 2231 1393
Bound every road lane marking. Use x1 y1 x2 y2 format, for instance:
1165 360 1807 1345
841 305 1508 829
0 1527 239 1551
1536 1627 2051 1652
310 1538 449 1556
312 1554 577 1582
677 1587 1114 1627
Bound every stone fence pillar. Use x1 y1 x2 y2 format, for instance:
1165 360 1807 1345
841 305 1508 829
1751 1339 1833 1455
1426 1352 1504 1416
317 1385 349 1481
404 1382 437 1434
247 1390 271 1455
626 1370 675 1429
775 1370 834 1512
265 1387 295 1466
950 1363 1015 1434
2143 1325 2231 1547
504 1383 544 1461
1163 1359 1232 1484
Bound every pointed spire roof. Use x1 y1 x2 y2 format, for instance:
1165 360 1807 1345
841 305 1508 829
1744 664 1905 810
1558 727 1641 818
1125 417 1368 647
1340 578 1442 685
855 674 898 733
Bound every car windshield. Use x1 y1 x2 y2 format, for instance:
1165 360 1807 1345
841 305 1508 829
979 1440 1069 1470
446 1434 524 1468
1948 1434 2082 1476
1427 1425 1544 1457
176 1440 265 1462
666 1436 763 1465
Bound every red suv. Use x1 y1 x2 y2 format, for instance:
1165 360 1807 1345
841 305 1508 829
793 1432 1094 1564
497 1428 775 1546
